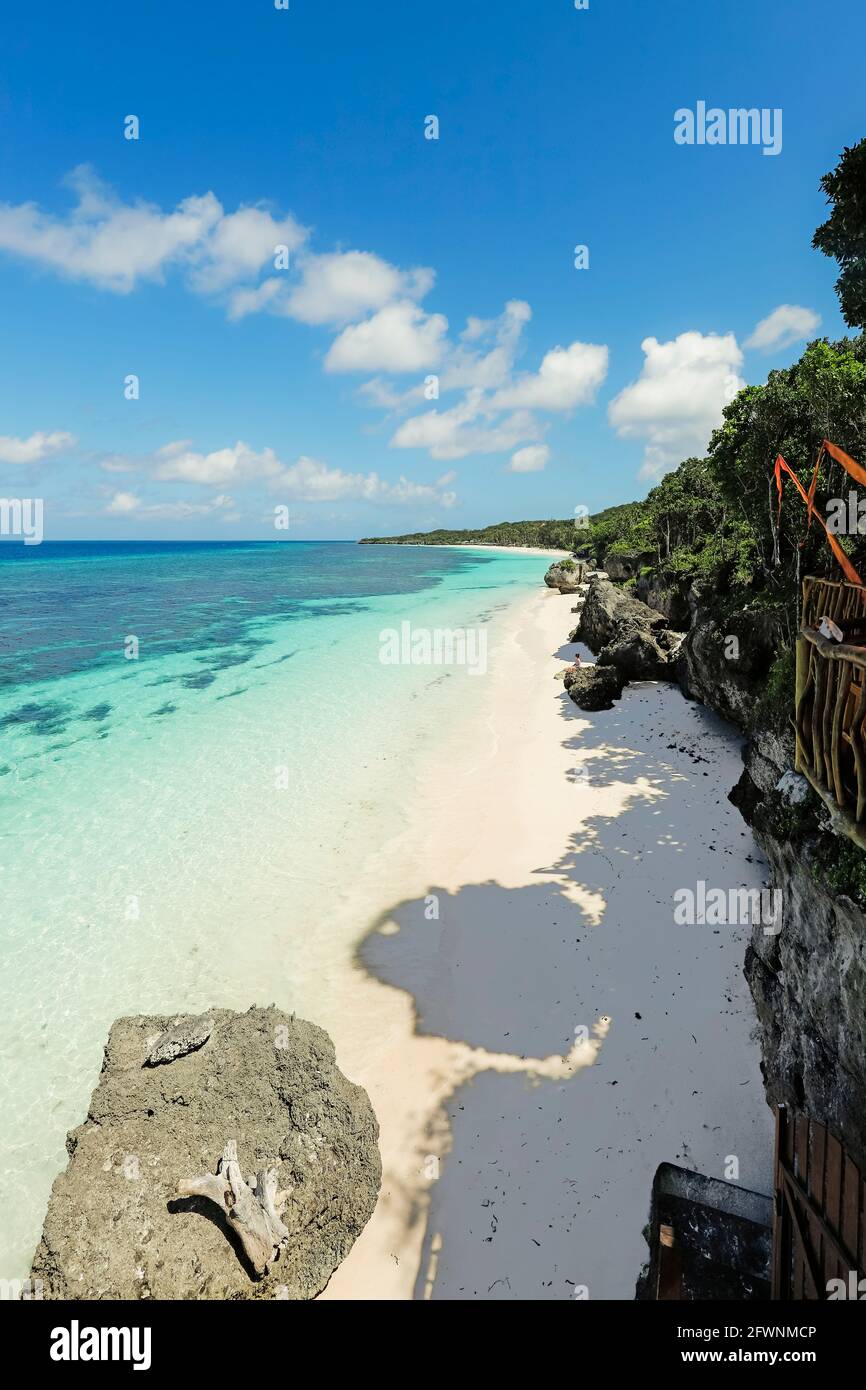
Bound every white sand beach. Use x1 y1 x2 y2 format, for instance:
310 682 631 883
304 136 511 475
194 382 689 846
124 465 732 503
385 542 570 557
446 543 571 557
317 583 774 1300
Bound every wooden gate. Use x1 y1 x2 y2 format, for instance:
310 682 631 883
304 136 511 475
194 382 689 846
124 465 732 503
772 1106 866 1299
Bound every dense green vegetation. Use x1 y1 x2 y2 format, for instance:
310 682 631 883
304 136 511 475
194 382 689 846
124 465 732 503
580 333 866 616
359 518 578 548
813 137 866 332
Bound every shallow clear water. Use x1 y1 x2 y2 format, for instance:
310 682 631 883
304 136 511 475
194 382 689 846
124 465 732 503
0 539 548 1276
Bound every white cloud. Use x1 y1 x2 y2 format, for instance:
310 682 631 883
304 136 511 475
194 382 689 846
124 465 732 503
441 300 532 392
325 300 448 373
106 491 141 514
0 166 223 293
152 439 282 485
104 437 456 508
745 304 821 353
267 251 433 326
228 251 434 325
608 331 745 480
362 304 609 463
190 206 308 294
0 172 614 477
391 391 542 461
355 376 427 412
508 444 550 473
0 429 76 464
99 454 136 474
272 455 455 506
106 491 236 519
387 476 457 507
275 456 385 502
492 341 609 411
0 166 310 300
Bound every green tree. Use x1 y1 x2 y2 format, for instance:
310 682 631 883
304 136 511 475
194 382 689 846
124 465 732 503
813 138 866 330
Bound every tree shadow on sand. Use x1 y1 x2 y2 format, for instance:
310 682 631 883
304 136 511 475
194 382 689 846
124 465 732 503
356 681 773 1299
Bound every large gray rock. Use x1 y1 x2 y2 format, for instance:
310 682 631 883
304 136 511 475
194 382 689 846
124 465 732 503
31 1005 381 1300
544 559 583 593
563 663 626 710
577 578 683 680
677 599 782 729
578 577 665 647
598 627 684 682
633 575 690 628
602 550 654 583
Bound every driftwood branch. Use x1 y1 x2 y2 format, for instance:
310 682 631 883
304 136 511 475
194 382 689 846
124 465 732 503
177 1141 289 1276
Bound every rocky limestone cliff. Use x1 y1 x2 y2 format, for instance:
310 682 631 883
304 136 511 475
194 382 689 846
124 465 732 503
602 550 654 583
743 819 866 1173
676 587 785 728
597 556 866 1173
576 577 684 682
572 561 865 1167
633 574 691 628
31 1005 381 1300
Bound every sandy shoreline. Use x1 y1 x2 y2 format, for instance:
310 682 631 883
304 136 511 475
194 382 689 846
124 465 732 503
444 543 570 557
366 542 570 557
318 583 773 1299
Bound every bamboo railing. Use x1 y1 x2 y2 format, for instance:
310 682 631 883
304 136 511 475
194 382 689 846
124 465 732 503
796 577 866 845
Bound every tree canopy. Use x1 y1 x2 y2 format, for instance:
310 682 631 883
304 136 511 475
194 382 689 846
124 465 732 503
813 138 866 331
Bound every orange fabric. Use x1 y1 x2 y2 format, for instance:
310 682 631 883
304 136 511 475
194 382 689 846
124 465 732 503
774 450 863 586
822 437 866 489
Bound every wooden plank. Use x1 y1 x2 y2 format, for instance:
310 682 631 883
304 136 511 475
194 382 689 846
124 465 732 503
799 766 866 851
807 1121 826 1291
795 1113 809 1183
826 1133 843 1286
795 636 809 773
779 1155 861 1279
831 662 850 808
657 1224 683 1300
842 1155 862 1281
796 650 817 772
800 627 866 664
812 656 826 785
788 1111 803 1300
823 660 837 799
772 1107 787 1301
794 1117 808 1299
780 1169 822 1299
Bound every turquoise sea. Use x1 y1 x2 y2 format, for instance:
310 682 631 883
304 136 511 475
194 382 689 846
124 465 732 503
0 539 549 1277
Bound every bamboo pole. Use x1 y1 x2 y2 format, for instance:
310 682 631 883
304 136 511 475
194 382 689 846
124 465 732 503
794 635 809 773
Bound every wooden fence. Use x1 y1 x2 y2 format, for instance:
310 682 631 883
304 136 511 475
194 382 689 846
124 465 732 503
772 1106 866 1300
796 576 866 845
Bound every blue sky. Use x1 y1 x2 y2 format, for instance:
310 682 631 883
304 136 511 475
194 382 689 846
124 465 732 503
0 0 863 540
